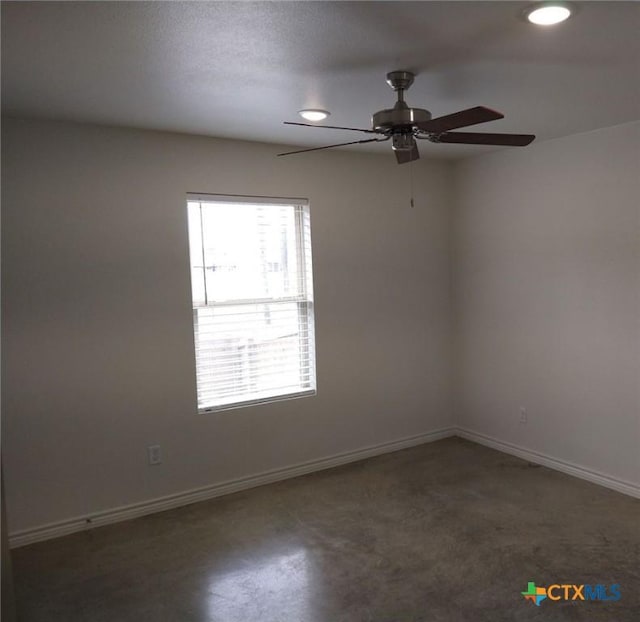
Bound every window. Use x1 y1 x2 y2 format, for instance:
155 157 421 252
187 194 316 412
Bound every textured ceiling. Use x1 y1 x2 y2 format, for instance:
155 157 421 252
2 1 639 160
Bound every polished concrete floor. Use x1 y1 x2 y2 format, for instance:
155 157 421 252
12 437 640 621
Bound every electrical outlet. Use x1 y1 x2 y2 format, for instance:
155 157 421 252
519 407 527 424
147 444 162 465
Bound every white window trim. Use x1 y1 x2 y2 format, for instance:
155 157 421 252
187 193 308 206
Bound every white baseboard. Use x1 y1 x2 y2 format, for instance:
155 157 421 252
456 427 640 499
9 427 455 548
12 426 637 548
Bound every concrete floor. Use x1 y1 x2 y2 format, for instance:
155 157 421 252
11 437 640 621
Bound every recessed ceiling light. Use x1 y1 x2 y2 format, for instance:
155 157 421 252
298 109 330 122
525 3 572 25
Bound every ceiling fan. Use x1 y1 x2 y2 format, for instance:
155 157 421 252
278 71 535 164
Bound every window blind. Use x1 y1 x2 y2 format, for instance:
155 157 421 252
187 195 316 412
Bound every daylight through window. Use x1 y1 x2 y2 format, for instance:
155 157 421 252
187 194 316 412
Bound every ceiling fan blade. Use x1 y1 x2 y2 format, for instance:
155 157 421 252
277 137 385 157
417 106 504 133
395 142 420 165
284 121 377 134
435 132 536 146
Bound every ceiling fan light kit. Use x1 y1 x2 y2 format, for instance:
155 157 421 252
280 71 535 164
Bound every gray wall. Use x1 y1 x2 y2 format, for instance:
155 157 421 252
1 467 17 621
4 116 638 537
1 119 453 533
453 122 640 486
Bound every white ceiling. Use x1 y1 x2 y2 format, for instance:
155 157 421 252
2 1 639 160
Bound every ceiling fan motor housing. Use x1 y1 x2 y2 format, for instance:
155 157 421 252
373 70 431 144
372 106 432 137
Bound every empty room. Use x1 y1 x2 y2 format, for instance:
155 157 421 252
1 2 638 621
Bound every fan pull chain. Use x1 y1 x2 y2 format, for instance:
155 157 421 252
410 159 415 208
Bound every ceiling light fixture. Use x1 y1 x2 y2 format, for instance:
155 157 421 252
524 2 572 25
298 109 330 122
